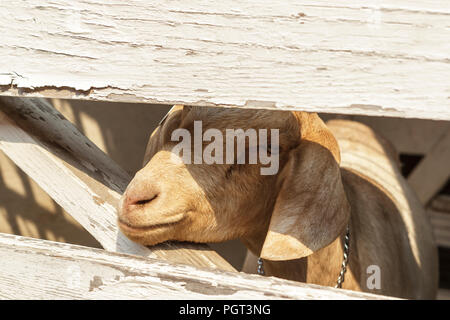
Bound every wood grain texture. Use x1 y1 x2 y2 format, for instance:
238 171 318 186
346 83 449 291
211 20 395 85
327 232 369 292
0 232 395 299
0 1 449 120
0 97 235 272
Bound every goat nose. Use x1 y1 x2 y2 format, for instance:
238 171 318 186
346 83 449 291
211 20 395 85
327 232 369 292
126 193 158 207
122 185 160 214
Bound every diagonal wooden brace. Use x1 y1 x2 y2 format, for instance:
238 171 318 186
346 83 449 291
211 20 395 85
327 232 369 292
0 96 235 272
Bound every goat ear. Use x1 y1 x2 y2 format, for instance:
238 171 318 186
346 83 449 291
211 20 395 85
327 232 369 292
260 138 350 261
143 105 184 166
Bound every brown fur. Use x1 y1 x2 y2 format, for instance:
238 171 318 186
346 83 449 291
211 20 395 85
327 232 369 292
118 106 438 299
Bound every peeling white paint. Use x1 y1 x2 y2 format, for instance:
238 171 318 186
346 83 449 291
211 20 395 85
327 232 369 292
0 233 396 299
0 0 448 120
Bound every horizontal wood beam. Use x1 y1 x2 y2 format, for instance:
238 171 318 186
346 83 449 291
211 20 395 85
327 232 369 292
0 232 394 299
0 1 449 120
0 96 235 272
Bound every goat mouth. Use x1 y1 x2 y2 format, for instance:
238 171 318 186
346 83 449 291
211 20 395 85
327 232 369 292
118 218 183 234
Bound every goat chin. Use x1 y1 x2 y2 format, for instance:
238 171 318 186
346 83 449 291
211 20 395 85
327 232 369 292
118 222 173 246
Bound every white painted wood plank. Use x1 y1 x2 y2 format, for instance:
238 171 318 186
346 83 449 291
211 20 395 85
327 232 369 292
0 1 449 120
0 232 395 299
0 97 235 272
408 129 450 204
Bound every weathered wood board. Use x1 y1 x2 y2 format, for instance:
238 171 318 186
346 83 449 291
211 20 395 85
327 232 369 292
0 97 235 272
0 1 449 120
0 232 394 299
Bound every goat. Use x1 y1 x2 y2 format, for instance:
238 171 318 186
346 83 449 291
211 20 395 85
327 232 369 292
118 105 438 299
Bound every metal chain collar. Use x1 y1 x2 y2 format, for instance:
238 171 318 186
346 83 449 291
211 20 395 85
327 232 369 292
257 224 350 289
335 224 350 288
